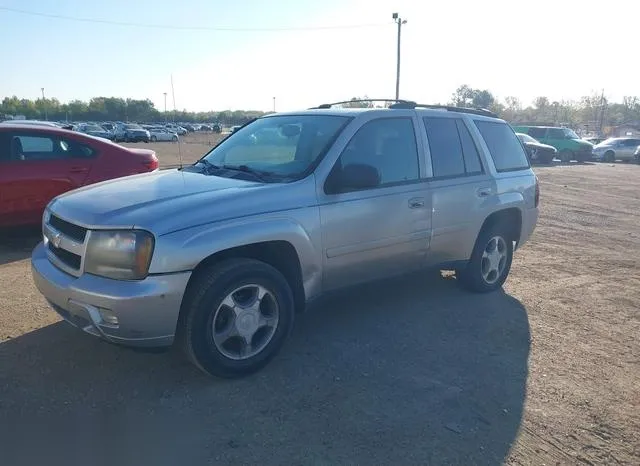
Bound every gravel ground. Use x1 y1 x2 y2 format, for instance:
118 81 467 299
0 147 638 465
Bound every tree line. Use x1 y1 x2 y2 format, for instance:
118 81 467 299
0 96 266 126
449 85 640 134
3 89 640 134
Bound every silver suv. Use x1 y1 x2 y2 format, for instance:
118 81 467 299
31 100 539 378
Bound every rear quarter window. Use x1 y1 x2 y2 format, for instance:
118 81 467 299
474 121 530 172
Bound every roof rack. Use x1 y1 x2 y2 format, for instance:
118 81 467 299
311 99 498 118
389 101 498 118
310 99 411 109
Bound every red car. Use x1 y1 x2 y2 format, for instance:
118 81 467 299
0 123 159 227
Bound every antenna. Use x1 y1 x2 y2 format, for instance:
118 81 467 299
170 74 184 169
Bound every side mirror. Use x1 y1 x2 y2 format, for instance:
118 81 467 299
326 163 381 194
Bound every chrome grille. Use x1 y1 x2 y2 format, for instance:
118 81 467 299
43 211 88 277
49 214 87 243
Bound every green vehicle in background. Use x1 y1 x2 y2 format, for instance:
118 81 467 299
512 125 594 162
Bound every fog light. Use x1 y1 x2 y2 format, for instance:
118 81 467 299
98 308 119 326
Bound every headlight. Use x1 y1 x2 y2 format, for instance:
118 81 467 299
85 230 154 280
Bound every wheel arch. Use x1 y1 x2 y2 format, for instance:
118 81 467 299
182 240 307 314
477 207 523 247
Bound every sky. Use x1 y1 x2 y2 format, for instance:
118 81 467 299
1 0 638 112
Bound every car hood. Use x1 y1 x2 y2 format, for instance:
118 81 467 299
524 141 557 152
48 169 315 235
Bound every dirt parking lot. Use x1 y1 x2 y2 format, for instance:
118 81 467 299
0 137 638 465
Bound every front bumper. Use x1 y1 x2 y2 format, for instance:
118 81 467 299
31 242 191 347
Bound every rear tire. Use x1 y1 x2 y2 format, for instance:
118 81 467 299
179 258 295 378
457 223 514 293
150 135 157 142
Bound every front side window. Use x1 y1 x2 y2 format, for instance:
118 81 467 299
547 128 566 139
200 115 350 181
528 127 547 139
5 133 95 161
329 117 419 191
475 121 530 172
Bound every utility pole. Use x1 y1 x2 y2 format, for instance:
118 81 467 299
41 87 47 121
163 92 167 123
598 89 605 135
273 96 276 113
392 13 407 100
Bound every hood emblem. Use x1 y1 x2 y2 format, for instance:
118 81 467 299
52 233 62 248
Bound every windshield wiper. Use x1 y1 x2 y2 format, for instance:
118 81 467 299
195 159 222 173
222 164 271 182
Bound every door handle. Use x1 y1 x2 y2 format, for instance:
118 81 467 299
476 187 492 198
408 197 425 208
69 167 88 173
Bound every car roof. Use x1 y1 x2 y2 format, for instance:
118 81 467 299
270 107 503 122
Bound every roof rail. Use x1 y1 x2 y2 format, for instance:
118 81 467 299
417 104 498 118
389 101 498 118
310 99 499 118
310 99 411 109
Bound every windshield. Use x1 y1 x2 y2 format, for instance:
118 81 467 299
517 133 538 143
199 115 350 179
563 128 579 139
85 125 104 131
599 138 621 146
125 124 142 130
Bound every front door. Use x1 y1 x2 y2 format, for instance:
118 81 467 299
0 131 94 227
317 116 432 291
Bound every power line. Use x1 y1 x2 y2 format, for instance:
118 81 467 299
0 6 389 32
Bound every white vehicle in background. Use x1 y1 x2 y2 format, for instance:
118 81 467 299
165 124 188 135
148 126 179 142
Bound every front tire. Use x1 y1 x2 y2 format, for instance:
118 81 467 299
179 259 295 378
150 135 157 142
604 151 615 163
457 224 514 293
559 149 573 163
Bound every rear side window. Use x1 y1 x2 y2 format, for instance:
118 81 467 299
423 117 465 178
423 117 484 178
474 121 530 172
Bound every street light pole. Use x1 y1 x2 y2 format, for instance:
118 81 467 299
163 92 167 123
392 13 407 101
273 96 276 113
41 87 47 121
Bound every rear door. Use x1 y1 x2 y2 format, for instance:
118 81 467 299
0 130 97 227
420 115 494 266
619 139 640 160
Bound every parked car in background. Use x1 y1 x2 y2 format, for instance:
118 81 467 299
0 124 158 227
75 123 114 140
101 122 116 133
230 125 242 133
166 124 187 135
512 125 594 162
212 123 222 133
113 123 150 143
584 136 606 146
634 145 640 163
148 127 179 142
31 101 539 378
516 132 557 164
592 137 640 162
